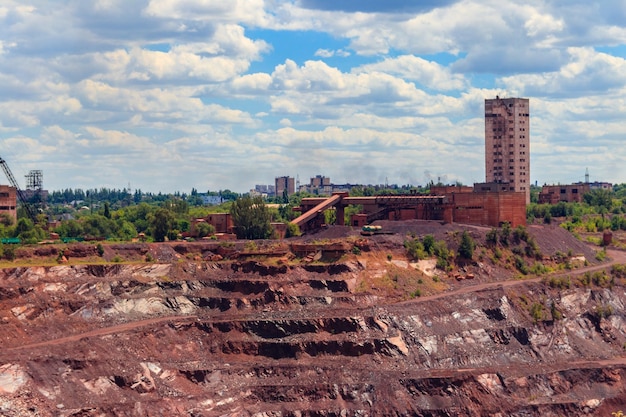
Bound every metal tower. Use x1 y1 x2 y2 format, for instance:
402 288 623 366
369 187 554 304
25 170 45 211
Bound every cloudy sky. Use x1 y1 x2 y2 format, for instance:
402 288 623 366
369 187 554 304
0 0 625 193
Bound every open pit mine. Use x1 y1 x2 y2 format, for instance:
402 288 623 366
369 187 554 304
1 221 626 416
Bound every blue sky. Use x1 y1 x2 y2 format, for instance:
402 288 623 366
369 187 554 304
0 0 625 193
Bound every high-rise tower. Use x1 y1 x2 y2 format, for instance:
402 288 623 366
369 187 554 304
485 97 530 203
275 176 295 198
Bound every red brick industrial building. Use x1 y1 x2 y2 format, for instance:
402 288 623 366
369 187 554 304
0 185 17 224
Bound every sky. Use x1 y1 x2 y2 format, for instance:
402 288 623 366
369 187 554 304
0 0 626 193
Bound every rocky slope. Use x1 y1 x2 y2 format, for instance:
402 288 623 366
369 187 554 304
0 223 626 416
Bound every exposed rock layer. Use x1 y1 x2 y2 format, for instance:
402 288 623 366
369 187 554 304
0 242 625 415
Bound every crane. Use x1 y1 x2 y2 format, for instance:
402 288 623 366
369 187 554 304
0 157 38 222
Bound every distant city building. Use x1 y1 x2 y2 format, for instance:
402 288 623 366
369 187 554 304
485 97 530 204
299 175 332 195
200 195 224 205
275 176 295 198
589 181 612 191
249 189 269 198
254 184 275 195
310 175 330 188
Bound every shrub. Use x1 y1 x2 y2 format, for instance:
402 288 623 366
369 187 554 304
611 264 626 279
4 246 15 261
515 256 529 274
579 270 613 287
404 238 426 260
525 237 542 259
530 302 544 322
436 257 449 270
512 245 525 256
593 304 614 320
486 228 498 246
195 222 215 238
550 301 563 321
544 275 570 289
531 262 550 276
433 240 451 270
591 271 613 287
512 225 529 244
499 222 512 246
422 234 436 255
458 231 475 260
112 255 123 263
285 222 301 238
96 243 105 257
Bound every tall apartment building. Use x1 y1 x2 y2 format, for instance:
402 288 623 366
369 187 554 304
485 97 530 203
275 176 295 198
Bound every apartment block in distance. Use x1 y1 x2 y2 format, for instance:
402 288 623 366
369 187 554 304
275 176 295 198
485 96 530 203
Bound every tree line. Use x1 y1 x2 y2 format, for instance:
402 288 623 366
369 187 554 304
3 184 626 245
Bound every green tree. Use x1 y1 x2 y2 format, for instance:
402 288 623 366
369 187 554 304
422 234 436 255
150 208 176 242
0 213 13 226
404 238 426 260
458 231 475 259
584 188 614 212
230 195 272 239
285 222 301 238
81 214 116 238
500 222 512 246
164 198 189 216
13 218 34 238
195 222 215 238
54 219 84 238
116 220 138 240
486 228 498 246
278 204 297 222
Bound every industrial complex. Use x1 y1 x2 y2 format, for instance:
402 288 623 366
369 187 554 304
0 96 614 235
289 97 531 232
